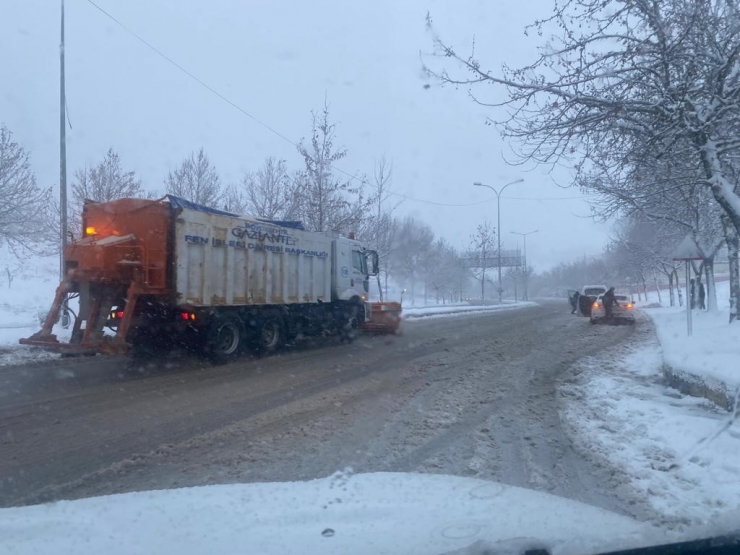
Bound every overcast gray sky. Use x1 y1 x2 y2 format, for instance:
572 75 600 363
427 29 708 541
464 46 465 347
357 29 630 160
1 0 610 269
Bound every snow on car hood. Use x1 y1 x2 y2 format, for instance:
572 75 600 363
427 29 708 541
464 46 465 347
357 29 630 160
0 472 661 555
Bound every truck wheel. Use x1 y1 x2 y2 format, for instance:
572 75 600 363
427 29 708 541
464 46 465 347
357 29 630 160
131 338 163 360
129 328 171 360
340 304 361 343
255 316 283 354
206 314 243 363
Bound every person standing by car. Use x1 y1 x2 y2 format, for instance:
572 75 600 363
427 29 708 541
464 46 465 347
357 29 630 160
571 291 580 314
698 280 706 310
602 287 617 321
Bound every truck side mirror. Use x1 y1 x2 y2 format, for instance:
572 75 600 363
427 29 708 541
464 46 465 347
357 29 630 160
371 251 379 276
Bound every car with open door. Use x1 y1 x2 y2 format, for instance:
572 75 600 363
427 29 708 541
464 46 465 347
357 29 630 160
590 294 636 324
578 285 608 316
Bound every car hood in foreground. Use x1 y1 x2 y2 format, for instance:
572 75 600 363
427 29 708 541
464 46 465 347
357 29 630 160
0 472 685 555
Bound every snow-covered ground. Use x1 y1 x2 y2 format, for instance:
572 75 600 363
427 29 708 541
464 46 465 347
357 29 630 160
636 281 740 392
0 249 68 365
561 315 740 530
561 277 740 529
403 301 537 320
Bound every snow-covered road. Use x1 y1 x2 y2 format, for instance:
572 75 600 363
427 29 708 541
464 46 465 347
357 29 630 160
0 300 640 520
3 300 735 537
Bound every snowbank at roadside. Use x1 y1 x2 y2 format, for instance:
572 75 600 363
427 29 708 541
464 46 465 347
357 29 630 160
638 280 740 398
560 321 740 530
0 249 68 366
646 308 740 391
403 301 537 320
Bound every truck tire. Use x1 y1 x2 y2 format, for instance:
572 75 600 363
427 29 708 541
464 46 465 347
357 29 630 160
206 313 243 363
254 315 284 354
129 329 170 360
340 303 361 343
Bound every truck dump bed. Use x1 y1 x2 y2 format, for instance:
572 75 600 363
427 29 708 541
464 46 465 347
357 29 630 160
172 198 333 307
21 196 341 355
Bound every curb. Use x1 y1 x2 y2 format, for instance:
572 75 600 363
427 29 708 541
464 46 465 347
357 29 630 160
641 310 736 412
661 364 736 412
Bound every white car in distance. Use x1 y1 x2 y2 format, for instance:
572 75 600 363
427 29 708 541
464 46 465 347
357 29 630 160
590 294 636 325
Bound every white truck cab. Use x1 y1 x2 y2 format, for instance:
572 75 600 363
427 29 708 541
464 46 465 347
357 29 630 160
332 237 378 303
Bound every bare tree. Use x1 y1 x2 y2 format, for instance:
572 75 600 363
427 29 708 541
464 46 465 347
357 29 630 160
73 148 144 205
225 157 301 220
358 155 400 300
427 0 740 320
532 253 619 299
427 239 473 304
584 142 726 310
296 102 366 233
504 265 525 301
388 217 435 305
71 148 145 236
610 217 679 304
165 147 222 207
0 124 58 255
468 221 496 301
722 215 740 322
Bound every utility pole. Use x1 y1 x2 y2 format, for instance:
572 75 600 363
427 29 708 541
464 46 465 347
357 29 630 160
473 178 524 304
59 0 70 327
511 230 538 301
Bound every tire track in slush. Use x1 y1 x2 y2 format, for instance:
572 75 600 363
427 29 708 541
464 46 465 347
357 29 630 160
7 302 646 517
2 306 542 506
1 335 445 506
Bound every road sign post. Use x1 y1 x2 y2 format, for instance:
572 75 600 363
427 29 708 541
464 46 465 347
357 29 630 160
685 261 692 336
672 235 704 338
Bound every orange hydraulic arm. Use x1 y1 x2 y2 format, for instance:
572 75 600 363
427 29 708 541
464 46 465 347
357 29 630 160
20 198 170 355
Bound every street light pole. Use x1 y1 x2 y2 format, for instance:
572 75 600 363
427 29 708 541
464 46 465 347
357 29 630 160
59 0 70 328
60 0 67 279
511 230 538 301
473 178 524 304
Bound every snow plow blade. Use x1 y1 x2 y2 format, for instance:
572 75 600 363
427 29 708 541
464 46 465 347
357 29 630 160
362 302 403 334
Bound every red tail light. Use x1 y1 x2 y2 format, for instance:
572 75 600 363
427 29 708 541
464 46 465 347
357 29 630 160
180 312 197 321
110 310 124 319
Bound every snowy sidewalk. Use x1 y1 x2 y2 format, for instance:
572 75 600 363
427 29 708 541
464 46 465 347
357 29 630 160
644 309 740 389
402 301 537 320
560 317 740 530
640 280 740 409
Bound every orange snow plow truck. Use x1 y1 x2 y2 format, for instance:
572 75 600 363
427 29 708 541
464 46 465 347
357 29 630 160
21 196 400 361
